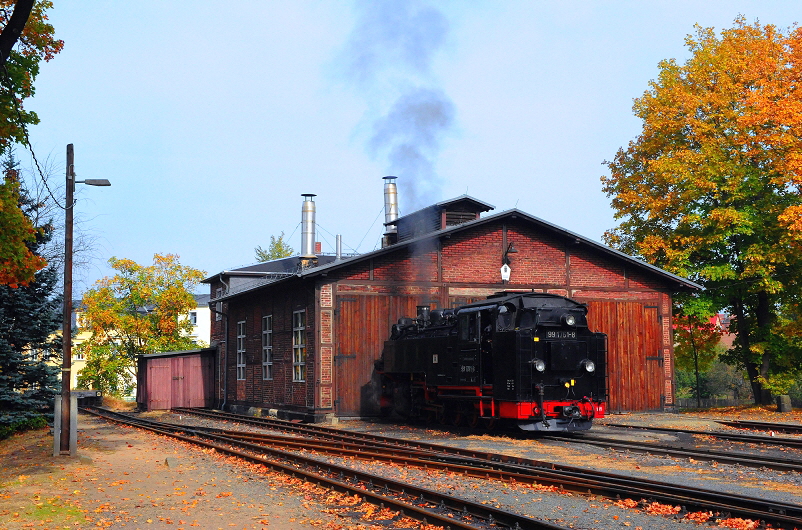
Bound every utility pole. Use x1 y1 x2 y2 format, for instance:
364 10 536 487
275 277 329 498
59 143 74 455
56 145 110 456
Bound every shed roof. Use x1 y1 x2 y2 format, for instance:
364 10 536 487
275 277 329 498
385 194 495 227
139 347 216 360
208 206 700 303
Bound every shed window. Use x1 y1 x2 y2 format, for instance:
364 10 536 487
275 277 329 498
292 310 306 382
236 320 246 380
262 315 273 380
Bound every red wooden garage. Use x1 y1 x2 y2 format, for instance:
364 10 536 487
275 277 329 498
136 349 216 411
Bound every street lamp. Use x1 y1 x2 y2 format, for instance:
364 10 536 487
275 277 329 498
58 143 110 456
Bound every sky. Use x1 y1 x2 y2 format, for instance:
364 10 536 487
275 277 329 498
21 1 800 294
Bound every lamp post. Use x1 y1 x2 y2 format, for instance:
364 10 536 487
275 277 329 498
59 143 110 455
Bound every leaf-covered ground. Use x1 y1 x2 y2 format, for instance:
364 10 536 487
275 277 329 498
2 407 799 529
0 416 426 529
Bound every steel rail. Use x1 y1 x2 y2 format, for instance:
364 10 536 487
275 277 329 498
200 428 802 528
603 422 802 449
543 433 802 473
81 408 564 530
717 420 802 435
168 408 802 528
171 407 481 454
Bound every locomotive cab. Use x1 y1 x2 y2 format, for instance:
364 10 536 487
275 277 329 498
489 297 607 431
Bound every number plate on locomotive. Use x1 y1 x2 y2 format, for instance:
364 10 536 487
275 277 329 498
545 330 576 339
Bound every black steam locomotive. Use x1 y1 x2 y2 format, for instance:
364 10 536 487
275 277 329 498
377 292 607 431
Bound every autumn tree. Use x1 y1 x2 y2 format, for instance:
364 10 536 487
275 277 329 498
254 232 294 262
673 296 724 407
76 254 206 396
0 1 63 287
0 154 61 436
602 18 802 405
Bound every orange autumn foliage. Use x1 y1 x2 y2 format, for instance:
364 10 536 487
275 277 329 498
603 18 802 282
0 1 63 287
0 172 45 287
602 17 802 404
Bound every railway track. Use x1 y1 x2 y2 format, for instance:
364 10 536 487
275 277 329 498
717 419 802 435
83 407 563 529
604 421 802 449
166 407 802 529
545 432 802 473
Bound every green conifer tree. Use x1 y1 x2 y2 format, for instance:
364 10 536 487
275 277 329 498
0 152 61 437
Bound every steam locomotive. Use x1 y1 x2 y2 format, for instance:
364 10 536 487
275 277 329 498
377 292 607 431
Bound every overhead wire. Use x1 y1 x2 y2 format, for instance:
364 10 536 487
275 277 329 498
0 60 66 210
354 205 385 253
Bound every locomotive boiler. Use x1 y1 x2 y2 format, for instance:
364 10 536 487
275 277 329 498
377 292 607 431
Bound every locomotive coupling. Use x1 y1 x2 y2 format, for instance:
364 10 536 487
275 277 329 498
562 405 582 418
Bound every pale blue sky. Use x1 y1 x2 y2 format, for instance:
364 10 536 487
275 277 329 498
23 1 800 293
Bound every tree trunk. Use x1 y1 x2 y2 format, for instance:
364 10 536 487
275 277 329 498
0 0 35 67
690 327 701 408
734 291 775 406
755 290 774 405
732 297 766 405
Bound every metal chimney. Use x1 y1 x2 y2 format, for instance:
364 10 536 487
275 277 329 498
335 234 342 261
384 176 399 226
300 194 316 259
382 176 399 247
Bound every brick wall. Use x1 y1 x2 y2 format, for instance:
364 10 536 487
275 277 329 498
441 224 503 284
569 246 626 288
220 282 316 413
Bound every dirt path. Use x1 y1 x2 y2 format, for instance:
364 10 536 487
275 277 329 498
0 415 374 529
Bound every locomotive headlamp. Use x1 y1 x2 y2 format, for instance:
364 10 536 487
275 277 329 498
563 314 576 326
531 358 546 372
581 359 595 373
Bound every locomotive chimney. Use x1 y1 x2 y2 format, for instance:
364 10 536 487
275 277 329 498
300 194 317 262
416 305 430 326
382 176 399 247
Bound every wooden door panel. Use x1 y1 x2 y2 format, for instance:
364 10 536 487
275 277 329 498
147 359 171 410
335 294 420 417
585 300 663 412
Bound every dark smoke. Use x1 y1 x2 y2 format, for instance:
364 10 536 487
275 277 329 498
369 88 455 210
343 0 455 212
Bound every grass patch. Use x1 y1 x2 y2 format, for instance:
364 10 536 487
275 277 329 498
24 497 84 523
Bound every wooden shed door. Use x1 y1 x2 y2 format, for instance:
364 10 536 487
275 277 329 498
586 300 663 412
186 354 212 407
335 294 420 417
147 359 171 410
170 357 185 408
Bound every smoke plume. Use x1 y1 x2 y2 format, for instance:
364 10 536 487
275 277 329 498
343 0 455 212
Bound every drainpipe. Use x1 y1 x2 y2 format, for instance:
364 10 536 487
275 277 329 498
208 301 228 410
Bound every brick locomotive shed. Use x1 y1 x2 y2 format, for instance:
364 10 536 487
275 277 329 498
203 184 698 421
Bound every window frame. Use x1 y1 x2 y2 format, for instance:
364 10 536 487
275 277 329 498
262 315 273 380
292 310 306 382
236 320 246 380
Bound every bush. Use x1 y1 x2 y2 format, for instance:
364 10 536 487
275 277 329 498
0 414 47 440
